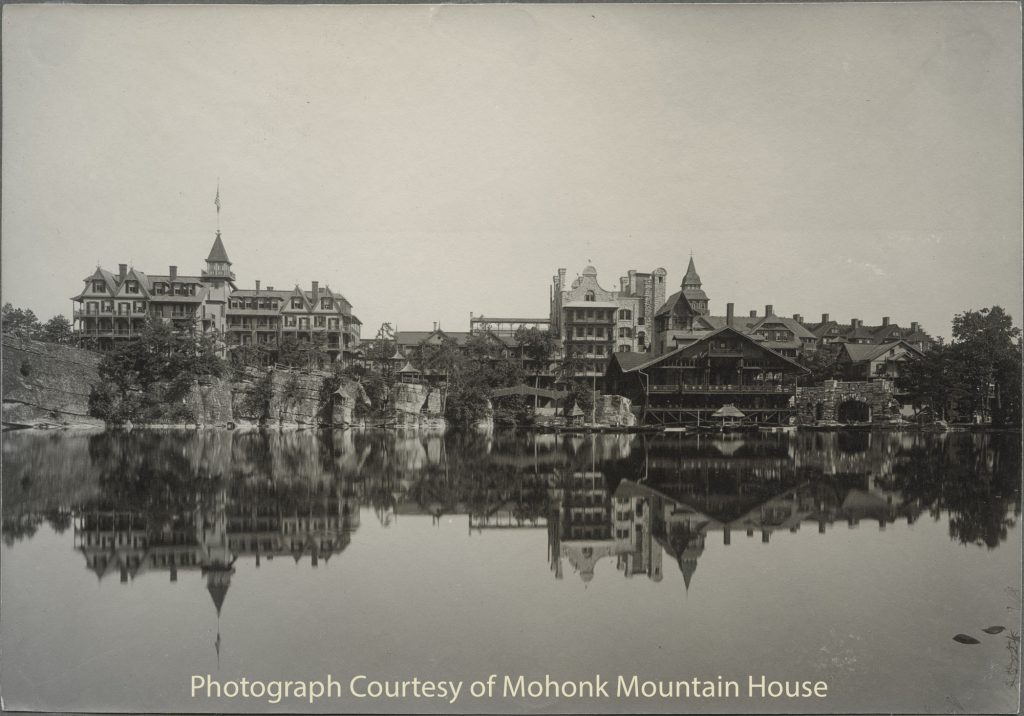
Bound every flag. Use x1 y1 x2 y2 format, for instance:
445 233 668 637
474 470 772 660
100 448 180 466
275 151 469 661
214 183 221 213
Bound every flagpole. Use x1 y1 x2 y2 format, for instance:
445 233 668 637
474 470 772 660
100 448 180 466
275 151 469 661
215 179 221 232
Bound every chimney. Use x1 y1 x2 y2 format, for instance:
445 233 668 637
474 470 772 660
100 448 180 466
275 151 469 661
851 318 860 328
793 313 803 323
821 313 830 323
118 264 128 280
726 303 734 327
749 310 757 318
169 265 177 280
433 321 437 331
911 321 919 333
311 280 319 298
765 304 774 317
255 280 261 292
267 285 274 291
882 316 890 326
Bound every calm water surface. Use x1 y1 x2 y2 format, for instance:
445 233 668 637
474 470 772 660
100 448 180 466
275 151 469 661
2 429 1020 713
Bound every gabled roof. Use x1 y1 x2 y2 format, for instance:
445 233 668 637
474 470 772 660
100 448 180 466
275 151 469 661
655 290 696 317
839 340 924 363
75 267 118 298
612 326 809 375
206 232 231 264
748 315 816 339
609 351 653 372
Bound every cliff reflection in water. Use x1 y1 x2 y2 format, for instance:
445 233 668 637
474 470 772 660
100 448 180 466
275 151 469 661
2 430 1020 599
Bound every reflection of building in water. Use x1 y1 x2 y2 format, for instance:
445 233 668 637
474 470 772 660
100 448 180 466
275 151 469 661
544 433 928 588
548 471 615 583
612 481 662 581
74 479 360 613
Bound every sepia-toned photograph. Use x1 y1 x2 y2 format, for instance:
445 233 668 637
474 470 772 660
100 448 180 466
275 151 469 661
1 2 1021 713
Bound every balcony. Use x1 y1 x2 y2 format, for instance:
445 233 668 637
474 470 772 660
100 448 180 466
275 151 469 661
648 384 794 394
75 329 136 338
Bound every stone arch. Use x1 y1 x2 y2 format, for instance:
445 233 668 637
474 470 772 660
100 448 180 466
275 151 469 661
837 399 871 423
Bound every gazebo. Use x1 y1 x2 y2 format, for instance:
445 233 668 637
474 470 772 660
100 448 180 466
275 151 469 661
566 401 585 426
712 403 745 429
397 361 421 384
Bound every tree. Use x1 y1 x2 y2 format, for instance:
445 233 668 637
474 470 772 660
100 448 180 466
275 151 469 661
951 307 1022 427
90 318 225 423
39 315 74 344
897 342 966 421
898 306 1022 427
514 326 557 364
798 346 838 385
1 303 41 337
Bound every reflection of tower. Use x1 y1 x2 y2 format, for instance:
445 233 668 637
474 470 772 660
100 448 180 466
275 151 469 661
198 486 236 666
678 531 705 591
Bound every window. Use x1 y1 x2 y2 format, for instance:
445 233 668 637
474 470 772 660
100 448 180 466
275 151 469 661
92 281 106 293
619 327 632 338
314 316 326 327
619 309 632 320
125 281 139 294
292 298 303 309
637 331 646 348
586 309 594 319
619 345 631 352
637 317 645 326
584 291 595 302
284 316 296 327
321 299 332 310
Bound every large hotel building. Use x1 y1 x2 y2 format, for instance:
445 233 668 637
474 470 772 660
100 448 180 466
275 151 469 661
71 232 361 363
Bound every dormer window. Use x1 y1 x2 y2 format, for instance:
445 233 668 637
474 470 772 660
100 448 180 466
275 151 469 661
321 299 333 310
292 298 304 309
125 281 139 294
92 281 106 293
584 291 595 302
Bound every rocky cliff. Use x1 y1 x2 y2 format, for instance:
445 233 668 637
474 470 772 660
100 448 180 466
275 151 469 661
390 383 447 430
594 395 637 427
1 336 105 428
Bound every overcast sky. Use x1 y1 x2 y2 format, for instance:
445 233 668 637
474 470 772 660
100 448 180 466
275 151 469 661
3 2 1021 339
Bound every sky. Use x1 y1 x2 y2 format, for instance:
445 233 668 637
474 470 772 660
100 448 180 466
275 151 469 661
3 2 1021 340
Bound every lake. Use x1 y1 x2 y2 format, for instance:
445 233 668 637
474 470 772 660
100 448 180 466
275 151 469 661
1 429 1020 713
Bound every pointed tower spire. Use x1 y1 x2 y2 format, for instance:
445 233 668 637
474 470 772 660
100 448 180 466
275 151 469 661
204 231 235 282
679 255 709 315
682 256 701 289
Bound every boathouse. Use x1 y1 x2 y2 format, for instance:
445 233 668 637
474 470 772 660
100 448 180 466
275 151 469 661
604 326 809 427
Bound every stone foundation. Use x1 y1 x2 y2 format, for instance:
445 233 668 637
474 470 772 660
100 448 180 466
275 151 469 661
796 380 901 425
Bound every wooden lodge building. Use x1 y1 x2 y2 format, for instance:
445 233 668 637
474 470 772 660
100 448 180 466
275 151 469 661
604 326 809 427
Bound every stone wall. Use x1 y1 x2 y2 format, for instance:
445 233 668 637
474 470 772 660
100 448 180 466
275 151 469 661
796 380 901 425
1 336 105 428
